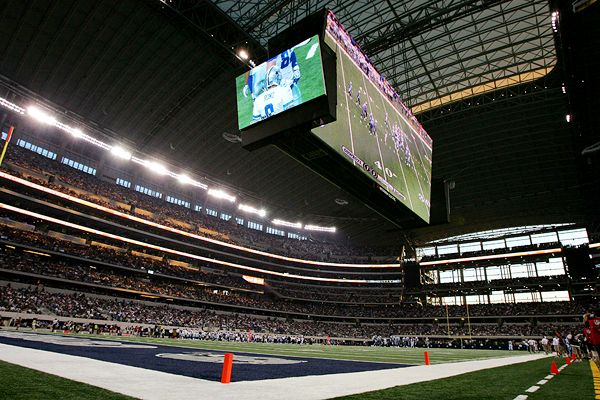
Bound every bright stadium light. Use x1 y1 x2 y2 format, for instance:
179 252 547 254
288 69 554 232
272 219 302 229
551 10 559 32
565 114 572 122
0 97 25 114
208 188 236 202
304 224 336 233
27 106 56 125
110 145 132 160
177 174 192 184
239 204 266 217
238 49 249 60
71 128 84 138
146 160 168 175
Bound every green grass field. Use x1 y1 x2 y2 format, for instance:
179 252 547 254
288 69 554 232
0 360 134 400
51 332 515 364
312 32 432 222
334 358 595 400
236 35 326 129
1 334 595 400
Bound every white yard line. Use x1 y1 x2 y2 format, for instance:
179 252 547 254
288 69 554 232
305 43 319 59
337 44 356 157
513 395 528 400
361 70 413 208
0 343 548 400
525 385 540 393
536 379 548 385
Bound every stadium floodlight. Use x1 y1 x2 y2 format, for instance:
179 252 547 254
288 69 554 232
551 11 559 32
238 49 249 60
27 106 56 125
272 219 302 229
208 188 236 202
304 224 336 233
110 145 132 160
146 160 168 175
71 128 84 138
238 204 266 217
242 275 265 285
0 97 25 114
177 174 192 184
565 114 571 122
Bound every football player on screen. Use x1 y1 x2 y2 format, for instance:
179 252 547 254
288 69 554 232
242 63 269 100
251 66 295 122
273 48 302 104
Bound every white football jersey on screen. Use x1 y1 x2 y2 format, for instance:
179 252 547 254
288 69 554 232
252 85 294 121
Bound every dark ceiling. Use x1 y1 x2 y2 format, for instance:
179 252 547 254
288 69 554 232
0 0 596 247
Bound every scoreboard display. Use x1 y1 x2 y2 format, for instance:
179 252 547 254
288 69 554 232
235 10 434 227
311 12 433 223
236 35 326 130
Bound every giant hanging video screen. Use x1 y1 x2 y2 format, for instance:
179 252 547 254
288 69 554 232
236 35 326 131
311 12 433 223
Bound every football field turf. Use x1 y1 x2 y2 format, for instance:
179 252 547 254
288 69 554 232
334 357 596 400
48 332 516 365
1 334 595 400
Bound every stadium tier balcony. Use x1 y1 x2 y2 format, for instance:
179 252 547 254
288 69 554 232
0 284 587 341
0 145 398 265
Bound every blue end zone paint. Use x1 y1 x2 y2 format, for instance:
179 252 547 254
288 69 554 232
0 333 411 382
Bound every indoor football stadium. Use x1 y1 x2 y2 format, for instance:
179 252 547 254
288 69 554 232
0 1 599 399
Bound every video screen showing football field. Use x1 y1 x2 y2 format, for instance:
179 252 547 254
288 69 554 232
236 35 326 130
312 32 432 222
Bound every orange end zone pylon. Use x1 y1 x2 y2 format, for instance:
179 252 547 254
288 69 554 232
424 351 430 365
565 356 571 365
550 360 559 374
221 353 234 384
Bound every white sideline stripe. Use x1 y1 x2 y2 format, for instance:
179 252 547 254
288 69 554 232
525 386 540 393
537 379 548 385
305 43 319 59
0 343 549 400
513 395 528 400
545 375 554 379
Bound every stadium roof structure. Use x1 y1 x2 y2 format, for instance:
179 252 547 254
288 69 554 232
0 0 597 247
214 0 556 111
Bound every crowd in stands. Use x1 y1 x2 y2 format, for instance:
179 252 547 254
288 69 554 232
1 236 592 319
2 145 396 263
0 221 593 319
0 285 588 342
0 224 256 291
419 241 561 262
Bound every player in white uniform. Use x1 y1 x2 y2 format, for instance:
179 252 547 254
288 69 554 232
252 66 294 121
272 48 301 103
242 63 268 99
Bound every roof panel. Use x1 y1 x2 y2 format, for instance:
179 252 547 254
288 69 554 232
215 0 555 107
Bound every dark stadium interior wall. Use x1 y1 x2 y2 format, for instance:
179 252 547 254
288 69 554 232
555 0 600 238
412 69 585 242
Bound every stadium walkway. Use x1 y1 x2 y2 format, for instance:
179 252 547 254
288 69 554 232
0 342 547 399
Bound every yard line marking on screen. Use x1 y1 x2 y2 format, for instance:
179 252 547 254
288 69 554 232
337 43 356 157
325 31 431 151
359 71 404 207
306 43 319 59
371 76 414 210
407 129 427 210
